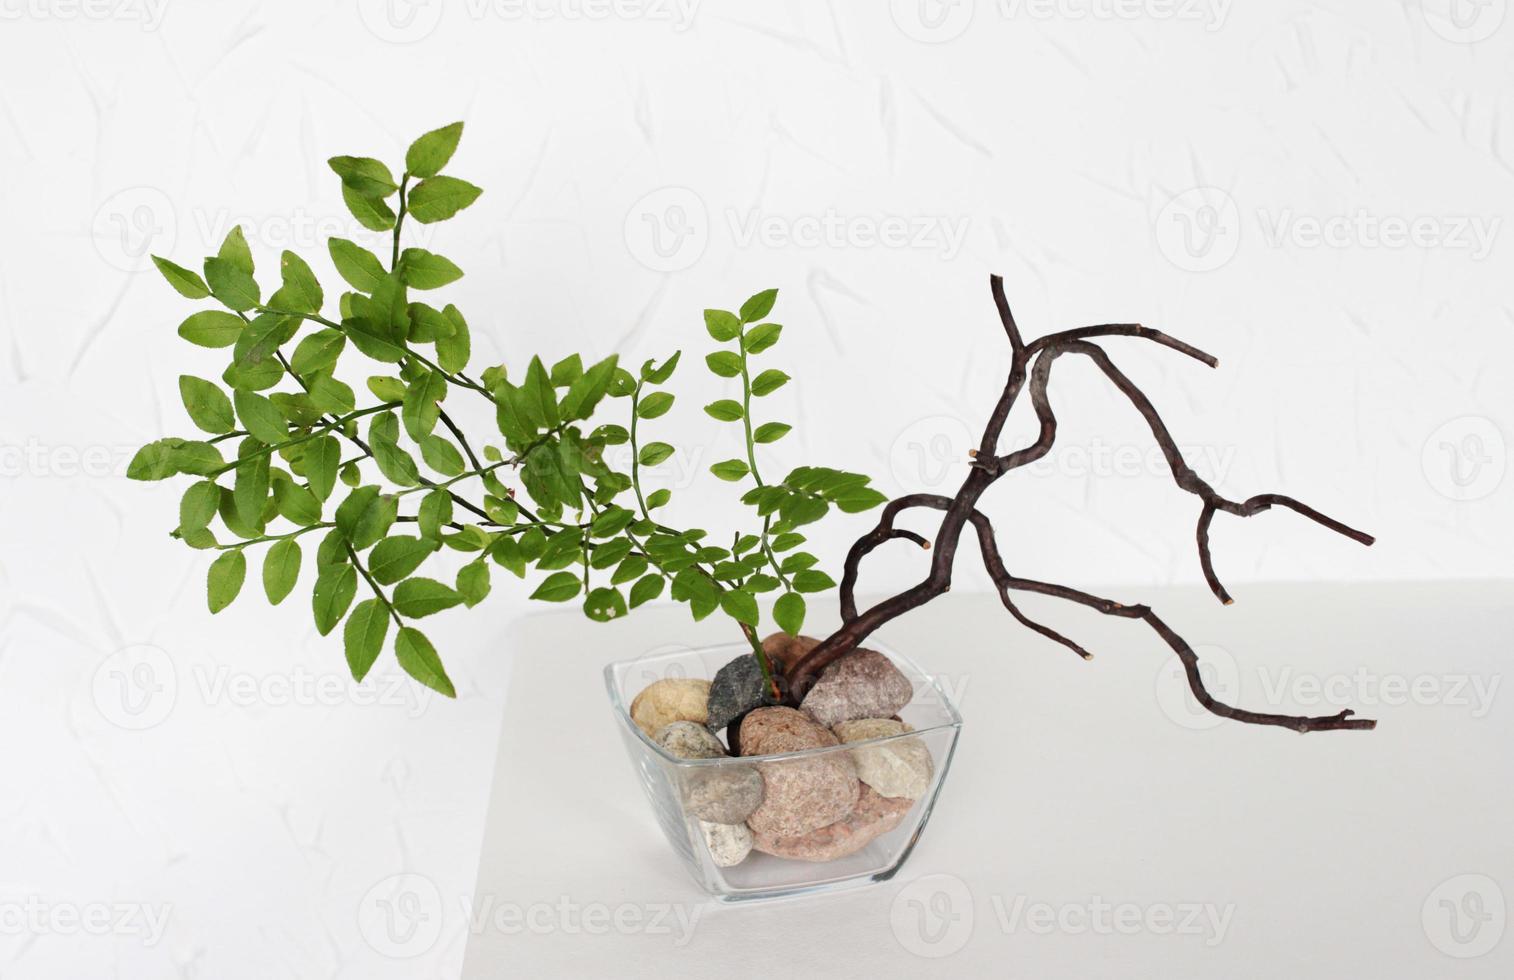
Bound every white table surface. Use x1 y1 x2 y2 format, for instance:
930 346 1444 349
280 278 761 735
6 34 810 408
458 581 1511 979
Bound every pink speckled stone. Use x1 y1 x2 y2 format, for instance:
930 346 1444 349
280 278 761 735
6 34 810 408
739 707 859 839
750 785 915 862
799 649 913 727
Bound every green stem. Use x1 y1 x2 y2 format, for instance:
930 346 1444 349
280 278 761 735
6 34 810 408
391 175 409 270
734 324 792 592
209 521 334 550
348 543 403 628
209 403 399 476
628 381 652 520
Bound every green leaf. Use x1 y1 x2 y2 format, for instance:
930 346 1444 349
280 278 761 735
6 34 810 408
773 591 806 635
342 184 397 232
369 412 421 486
346 318 408 363
709 459 750 482
307 374 356 416
152 255 210 299
289 330 344 375
704 399 744 422
705 351 741 377
343 598 391 682
456 560 491 607
370 535 439 585
750 369 789 396
336 486 398 550
127 438 223 480
263 539 302 605
328 238 387 292
611 555 648 585
218 226 255 275
645 488 671 510
179 376 234 434
583 586 627 622
418 489 453 540
233 446 270 527
399 248 464 290
559 355 619 421
203 257 259 311
831 485 889 513
629 573 664 608
395 627 455 697
743 322 782 354
406 121 464 178
233 390 288 445
704 309 741 342
719 588 759 626
436 304 472 375
328 155 398 198
792 569 837 593
638 441 675 466
277 251 324 314
305 435 341 501
637 391 674 419
179 480 220 531
177 310 243 348
393 577 465 617
589 507 635 538
273 478 322 526
407 175 482 223
207 550 247 613
642 350 681 384
770 531 805 551
419 434 465 475
530 571 582 602
402 369 448 441
523 356 560 428
740 288 778 323
312 563 358 635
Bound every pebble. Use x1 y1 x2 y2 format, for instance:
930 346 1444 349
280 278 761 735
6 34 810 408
740 707 859 838
832 719 934 800
750 786 915 862
629 678 711 737
760 632 821 676
799 649 913 728
653 721 764 823
705 654 781 734
700 820 754 868
653 721 726 760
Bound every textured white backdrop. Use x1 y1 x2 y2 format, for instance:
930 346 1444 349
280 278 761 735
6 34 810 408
1 1 1510 977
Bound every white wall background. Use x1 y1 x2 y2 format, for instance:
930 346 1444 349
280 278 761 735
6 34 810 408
0 1 1510 977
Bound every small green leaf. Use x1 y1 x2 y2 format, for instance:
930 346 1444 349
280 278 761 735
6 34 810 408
704 309 741 342
402 369 448 441
643 350 681 384
419 434 466 476
307 374 356 416
743 322 782 354
709 459 750 482
583 586 627 622
831 485 889 513
638 441 675 466
179 376 235 434
336 486 398 550
304 436 341 501
328 155 398 198
399 248 464 290
589 507 635 538
393 577 465 617
705 351 741 378
637 391 674 419
370 535 439 585
719 588 759 626
207 550 247 613
629 573 664 608
739 289 778 323
263 539 302 605
152 255 210 299
273 479 322 526
343 598 390 682
179 480 220 532
342 184 396 232
753 421 791 444
369 412 421 487
233 390 288 446
177 310 243 348
289 330 345 375
530 571 582 602
204 257 260 312
277 251 324 314
418 489 453 540
457 560 491 607
312 563 358 635
218 226 255 275
750 369 789 396
704 400 744 422
792 569 837 593
559 355 619 421
127 438 222 481
395 627 455 697
328 238 387 292
406 121 464 178
774 591 806 635
645 488 671 510
406 175 482 223
233 447 271 527
436 304 472 374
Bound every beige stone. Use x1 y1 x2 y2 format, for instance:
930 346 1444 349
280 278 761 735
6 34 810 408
629 678 711 737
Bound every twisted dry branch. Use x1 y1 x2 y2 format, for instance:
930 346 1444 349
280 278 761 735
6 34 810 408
786 276 1377 733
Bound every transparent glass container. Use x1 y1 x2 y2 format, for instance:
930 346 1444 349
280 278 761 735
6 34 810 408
604 641 962 902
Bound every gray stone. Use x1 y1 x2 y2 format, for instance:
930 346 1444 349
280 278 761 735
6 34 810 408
653 721 726 760
686 765 765 824
832 718 934 800
705 654 780 734
799 649 913 727
700 820 753 868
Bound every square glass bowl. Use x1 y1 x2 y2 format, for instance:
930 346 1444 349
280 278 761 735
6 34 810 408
604 641 962 902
